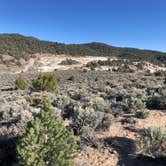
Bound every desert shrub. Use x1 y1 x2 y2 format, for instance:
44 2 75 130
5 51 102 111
164 77 166 84
70 107 98 135
86 61 98 69
62 101 80 119
59 58 79 65
116 64 134 73
86 59 131 68
111 103 124 117
89 97 111 114
95 113 113 131
146 96 166 110
17 100 77 166
135 110 149 119
29 96 51 109
70 107 112 135
80 126 102 149
32 72 59 92
122 117 137 125
146 87 157 96
157 87 166 96
90 65 96 71
68 90 82 100
136 62 144 70
136 127 166 158
15 76 30 90
1 105 21 120
82 68 88 73
124 97 145 113
153 70 166 77
52 95 70 109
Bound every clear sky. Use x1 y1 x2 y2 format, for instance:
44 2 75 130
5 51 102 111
0 0 165 51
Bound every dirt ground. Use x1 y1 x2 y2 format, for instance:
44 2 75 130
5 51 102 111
74 110 166 166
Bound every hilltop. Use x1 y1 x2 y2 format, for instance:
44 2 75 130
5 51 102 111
0 33 166 66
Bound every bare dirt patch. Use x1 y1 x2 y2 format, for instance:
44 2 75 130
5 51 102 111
35 54 111 72
74 110 166 166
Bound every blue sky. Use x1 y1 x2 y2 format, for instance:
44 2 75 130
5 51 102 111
0 0 165 51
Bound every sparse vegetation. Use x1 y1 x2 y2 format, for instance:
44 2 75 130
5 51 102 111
116 64 134 73
136 127 166 158
59 58 79 65
153 70 166 77
0 69 166 165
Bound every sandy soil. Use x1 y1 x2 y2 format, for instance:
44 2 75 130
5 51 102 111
35 54 112 72
1 54 166 74
74 110 166 166
25 54 166 73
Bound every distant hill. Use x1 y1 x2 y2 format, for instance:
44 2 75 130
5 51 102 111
0 33 166 66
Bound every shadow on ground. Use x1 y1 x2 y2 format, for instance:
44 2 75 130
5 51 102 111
0 137 18 166
104 136 166 166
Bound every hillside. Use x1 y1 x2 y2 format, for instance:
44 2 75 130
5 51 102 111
0 33 166 66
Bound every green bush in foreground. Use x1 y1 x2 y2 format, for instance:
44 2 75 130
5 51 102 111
15 76 30 90
136 127 166 158
32 72 59 92
17 100 77 166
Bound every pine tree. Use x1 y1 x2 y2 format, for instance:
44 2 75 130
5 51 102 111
17 99 77 166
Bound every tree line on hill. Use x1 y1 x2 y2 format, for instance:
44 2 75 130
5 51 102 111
0 33 166 66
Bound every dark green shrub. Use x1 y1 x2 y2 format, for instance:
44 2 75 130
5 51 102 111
136 127 166 158
15 76 30 90
32 72 59 92
146 96 166 110
135 110 149 119
17 100 77 166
